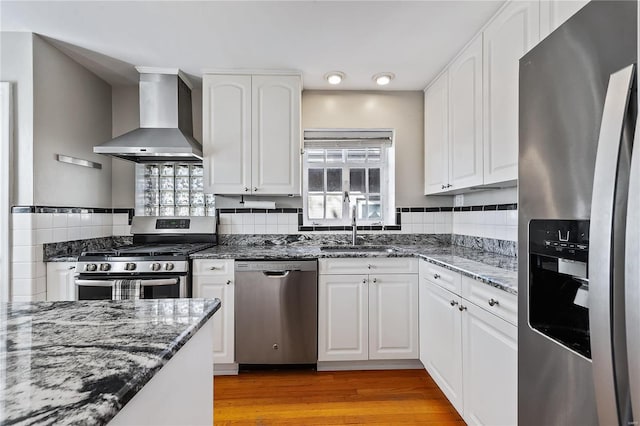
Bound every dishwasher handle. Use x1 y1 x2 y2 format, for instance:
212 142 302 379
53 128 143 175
262 270 291 278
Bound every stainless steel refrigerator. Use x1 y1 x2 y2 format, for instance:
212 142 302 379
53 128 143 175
519 1 639 425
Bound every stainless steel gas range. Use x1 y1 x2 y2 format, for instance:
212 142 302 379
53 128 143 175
75 216 216 300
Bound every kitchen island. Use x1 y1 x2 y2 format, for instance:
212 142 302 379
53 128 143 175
0 298 221 425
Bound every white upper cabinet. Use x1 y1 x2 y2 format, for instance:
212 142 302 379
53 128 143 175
203 75 252 195
424 71 450 194
251 75 301 195
203 73 301 195
449 35 484 190
539 0 590 40
483 1 540 184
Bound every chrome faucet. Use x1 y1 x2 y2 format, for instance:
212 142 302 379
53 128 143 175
351 205 357 245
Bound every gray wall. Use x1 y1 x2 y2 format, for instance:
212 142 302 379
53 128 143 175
32 35 113 207
302 90 451 208
111 85 138 208
0 32 34 206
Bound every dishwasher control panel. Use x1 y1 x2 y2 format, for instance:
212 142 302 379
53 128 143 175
235 260 317 272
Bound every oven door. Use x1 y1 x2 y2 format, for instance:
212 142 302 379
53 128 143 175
75 275 188 300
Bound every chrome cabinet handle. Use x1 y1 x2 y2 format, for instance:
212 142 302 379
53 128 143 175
441 184 446 189
209 266 217 270
488 298 500 307
254 187 258 192
244 187 249 192
450 300 458 307
446 184 452 188
367 264 372 269
362 279 367 284
433 273 440 279
226 280 231 285
373 278 377 283
68 266 76 270
458 305 467 311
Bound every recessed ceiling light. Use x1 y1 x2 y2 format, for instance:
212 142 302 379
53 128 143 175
373 72 395 86
324 71 345 85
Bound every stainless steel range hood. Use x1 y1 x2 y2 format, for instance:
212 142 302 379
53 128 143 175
94 70 202 162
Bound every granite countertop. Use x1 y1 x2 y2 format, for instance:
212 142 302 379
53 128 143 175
0 298 221 426
192 244 518 295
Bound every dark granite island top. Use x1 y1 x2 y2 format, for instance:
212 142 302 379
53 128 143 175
0 298 221 426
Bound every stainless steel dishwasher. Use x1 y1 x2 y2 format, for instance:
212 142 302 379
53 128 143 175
235 260 317 365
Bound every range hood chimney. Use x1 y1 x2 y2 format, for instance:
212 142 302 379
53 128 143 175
94 68 202 162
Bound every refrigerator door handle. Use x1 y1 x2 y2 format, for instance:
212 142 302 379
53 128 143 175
589 63 635 426
626 118 640 422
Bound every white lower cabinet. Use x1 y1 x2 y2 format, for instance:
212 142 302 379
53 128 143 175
193 259 235 366
318 274 369 361
419 259 517 425
462 301 518 426
46 262 77 301
420 278 464 412
318 258 419 362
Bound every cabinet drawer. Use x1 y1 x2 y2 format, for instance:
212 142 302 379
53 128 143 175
462 275 517 325
420 260 462 295
193 259 234 276
319 258 418 275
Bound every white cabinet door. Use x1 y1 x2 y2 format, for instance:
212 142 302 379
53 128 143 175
449 35 484 190
46 262 76 301
251 75 301 195
421 279 464 414
483 1 539 184
540 0 589 39
368 274 418 360
424 71 450 194
203 74 252 194
318 274 369 361
462 302 518 426
193 275 235 364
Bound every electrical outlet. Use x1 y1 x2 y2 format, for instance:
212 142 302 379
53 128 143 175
454 194 464 207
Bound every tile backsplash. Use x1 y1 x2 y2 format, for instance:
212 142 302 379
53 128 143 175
8 203 518 301
10 207 134 301
452 209 518 242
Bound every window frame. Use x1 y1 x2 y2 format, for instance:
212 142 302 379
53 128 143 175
302 130 395 227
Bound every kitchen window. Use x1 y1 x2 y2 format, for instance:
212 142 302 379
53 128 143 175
136 163 215 217
302 129 395 226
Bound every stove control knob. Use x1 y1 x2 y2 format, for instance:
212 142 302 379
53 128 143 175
86 264 97 272
164 263 175 271
151 263 162 271
100 263 111 272
125 263 137 271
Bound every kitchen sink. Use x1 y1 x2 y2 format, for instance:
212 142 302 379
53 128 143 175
320 245 396 253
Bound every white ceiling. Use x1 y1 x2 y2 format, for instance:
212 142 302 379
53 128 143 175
0 1 504 90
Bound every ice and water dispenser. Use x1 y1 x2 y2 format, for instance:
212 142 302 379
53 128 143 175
529 220 591 358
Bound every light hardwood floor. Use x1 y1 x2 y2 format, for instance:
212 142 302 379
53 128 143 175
214 369 464 425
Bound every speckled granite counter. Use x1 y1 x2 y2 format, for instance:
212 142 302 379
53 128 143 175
0 298 220 426
191 244 518 295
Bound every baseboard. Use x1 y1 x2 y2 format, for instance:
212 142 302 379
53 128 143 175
317 359 424 372
214 363 239 376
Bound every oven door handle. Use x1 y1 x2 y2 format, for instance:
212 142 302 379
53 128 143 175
76 278 179 287
139 279 179 287
75 280 115 287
